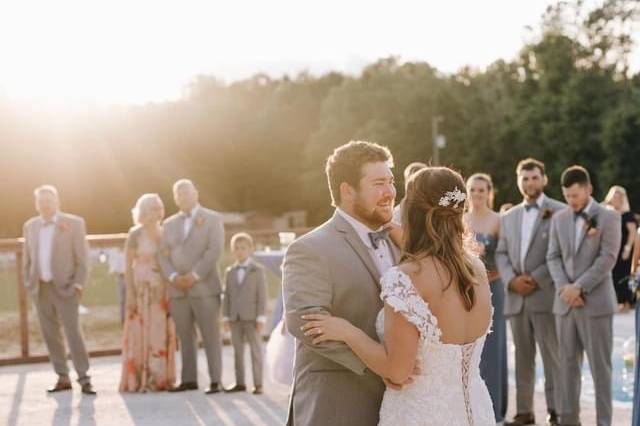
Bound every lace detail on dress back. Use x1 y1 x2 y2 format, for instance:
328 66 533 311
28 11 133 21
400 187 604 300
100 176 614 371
376 267 496 426
379 268 442 344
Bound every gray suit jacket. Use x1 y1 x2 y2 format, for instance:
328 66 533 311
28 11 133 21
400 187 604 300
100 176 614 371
22 212 89 298
283 211 399 426
496 196 566 316
158 206 224 299
223 259 267 321
546 202 621 317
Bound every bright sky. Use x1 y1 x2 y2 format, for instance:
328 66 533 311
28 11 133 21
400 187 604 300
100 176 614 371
0 0 636 105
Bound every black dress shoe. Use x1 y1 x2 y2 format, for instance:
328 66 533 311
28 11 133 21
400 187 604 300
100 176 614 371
547 409 559 426
505 413 536 426
251 385 263 395
168 382 198 392
81 383 97 395
223 384 246 393
47 378 72 393
205 383 222 394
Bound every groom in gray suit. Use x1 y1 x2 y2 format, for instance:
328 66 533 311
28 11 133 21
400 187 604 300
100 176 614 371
283 141 400 426
496 159 565 426
547 166 621 426
158 179 225 394
22 185 95 394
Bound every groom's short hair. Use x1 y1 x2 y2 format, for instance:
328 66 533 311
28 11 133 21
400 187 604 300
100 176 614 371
561 165 591 188
325 140 393 207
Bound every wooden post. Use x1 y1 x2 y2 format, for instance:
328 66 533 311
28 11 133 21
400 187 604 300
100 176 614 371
15 250 29 359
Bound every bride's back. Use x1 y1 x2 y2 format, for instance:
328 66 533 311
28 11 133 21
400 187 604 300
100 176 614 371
401 254 491 346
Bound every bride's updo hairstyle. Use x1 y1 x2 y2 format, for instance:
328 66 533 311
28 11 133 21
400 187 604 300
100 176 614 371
401 167 478 311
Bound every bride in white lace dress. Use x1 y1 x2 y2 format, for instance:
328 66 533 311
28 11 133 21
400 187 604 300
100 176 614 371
302 167 496 425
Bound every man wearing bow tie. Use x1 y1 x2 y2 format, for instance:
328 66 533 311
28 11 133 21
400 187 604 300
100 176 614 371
283 141 400 426
22 185 95 395
158 179 225 394
547 166 621 426
496 159 565 426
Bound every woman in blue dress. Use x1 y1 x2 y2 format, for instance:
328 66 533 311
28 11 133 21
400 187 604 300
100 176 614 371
464 173 508 423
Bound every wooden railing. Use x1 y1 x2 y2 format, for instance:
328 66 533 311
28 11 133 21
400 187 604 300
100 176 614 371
0 227 309 366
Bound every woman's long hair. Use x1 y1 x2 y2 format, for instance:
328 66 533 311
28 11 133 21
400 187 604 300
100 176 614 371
401 167 478 311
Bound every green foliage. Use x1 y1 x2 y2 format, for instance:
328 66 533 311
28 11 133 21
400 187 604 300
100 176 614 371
0 0 638 236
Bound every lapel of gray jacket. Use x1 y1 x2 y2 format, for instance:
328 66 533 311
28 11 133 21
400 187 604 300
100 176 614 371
33 218 43 277
332 212 381 286
576 201 599 255
183 208 203 244
524 198 547 258
512 205 525 270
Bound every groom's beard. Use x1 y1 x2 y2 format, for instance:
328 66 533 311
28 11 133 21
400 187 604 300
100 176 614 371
353 196 394 229
522 187 543 202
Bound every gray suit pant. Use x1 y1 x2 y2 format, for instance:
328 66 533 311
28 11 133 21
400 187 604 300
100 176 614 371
170 295 222 384
509 309 561 414
34 283 90 384
230 320 263 387
556 310 612 426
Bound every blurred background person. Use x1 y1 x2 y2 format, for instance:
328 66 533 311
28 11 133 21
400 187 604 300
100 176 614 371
604 185 637 312
119 193 176 392
464 172 507 423
393 161 427 223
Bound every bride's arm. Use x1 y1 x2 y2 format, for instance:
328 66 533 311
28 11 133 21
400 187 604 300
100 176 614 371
302 306 419 383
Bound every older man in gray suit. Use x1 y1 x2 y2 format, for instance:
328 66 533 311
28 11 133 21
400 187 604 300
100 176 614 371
547 166 621 426
158 179 225 394
22 185 95 395
496 159 565 426
283 141 400 426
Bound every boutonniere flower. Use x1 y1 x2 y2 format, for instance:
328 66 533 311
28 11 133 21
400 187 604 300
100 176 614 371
542 208 554 220
195 217 205 227
585 215 598 237
57 222 69 232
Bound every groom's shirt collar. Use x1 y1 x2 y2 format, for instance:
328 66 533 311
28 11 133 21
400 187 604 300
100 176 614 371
336 208 383 250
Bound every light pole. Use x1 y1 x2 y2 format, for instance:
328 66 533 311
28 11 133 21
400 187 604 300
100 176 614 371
432 115 444 165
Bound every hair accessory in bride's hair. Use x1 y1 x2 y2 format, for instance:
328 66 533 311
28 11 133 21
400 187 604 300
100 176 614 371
438 186 466 208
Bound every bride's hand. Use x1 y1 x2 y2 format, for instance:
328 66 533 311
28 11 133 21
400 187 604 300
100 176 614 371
301 314 354 344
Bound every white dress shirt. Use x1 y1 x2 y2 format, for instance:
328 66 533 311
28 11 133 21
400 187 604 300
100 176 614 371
336 208 394 276
38 214 58 282
574 198 595 252
520 193 546 272
182 204 200 240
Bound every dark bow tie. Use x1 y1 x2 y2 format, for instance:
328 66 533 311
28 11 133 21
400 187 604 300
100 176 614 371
574 210 589 221
524 202 539 212
368 229 390 250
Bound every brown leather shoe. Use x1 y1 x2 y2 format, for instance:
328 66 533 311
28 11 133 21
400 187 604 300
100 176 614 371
251 385 263 395
546 409 559 426
81 382 97 395
505 413 536 426
205 383 222 394
47 377 72 393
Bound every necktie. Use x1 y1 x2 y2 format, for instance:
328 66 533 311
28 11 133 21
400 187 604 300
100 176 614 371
368 229 390 250
524 202 539 212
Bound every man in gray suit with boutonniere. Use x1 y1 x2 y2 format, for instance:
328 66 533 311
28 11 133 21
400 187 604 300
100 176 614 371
158 179 225 395
496 158 565 426
283 141 402 426
547 166 621 426
22 185 95 395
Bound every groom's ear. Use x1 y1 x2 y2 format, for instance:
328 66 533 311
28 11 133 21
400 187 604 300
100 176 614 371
543 174 549 187
340 182 355 203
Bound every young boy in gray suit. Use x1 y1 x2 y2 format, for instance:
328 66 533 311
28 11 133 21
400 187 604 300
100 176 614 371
223 233 267 394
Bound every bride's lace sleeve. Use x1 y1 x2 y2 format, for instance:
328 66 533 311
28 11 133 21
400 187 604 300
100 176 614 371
380 267 441 343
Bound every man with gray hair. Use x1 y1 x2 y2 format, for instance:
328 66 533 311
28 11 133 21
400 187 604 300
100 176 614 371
158 179 225 394
22 185 95 394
